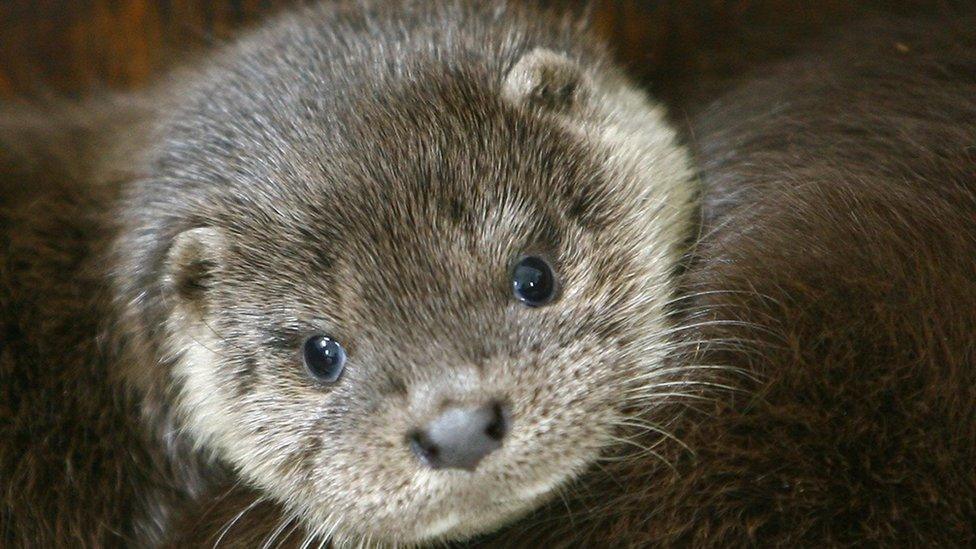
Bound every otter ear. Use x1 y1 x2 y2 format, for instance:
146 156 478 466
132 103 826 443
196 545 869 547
163 227 226 309
502 48 591 111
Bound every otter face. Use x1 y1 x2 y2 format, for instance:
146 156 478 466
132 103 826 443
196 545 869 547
152 47 695 544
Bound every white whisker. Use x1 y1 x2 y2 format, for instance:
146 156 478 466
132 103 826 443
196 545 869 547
213 495 265 549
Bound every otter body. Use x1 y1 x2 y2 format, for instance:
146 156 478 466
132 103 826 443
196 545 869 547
1 1 696 546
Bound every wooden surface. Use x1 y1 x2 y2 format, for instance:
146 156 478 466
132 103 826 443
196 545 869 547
0 1 958 107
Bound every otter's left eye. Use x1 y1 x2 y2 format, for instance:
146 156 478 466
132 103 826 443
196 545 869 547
512 255 557 306
303 335 346 383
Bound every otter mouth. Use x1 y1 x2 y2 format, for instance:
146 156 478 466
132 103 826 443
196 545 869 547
399 462 582 544
411 481 557 542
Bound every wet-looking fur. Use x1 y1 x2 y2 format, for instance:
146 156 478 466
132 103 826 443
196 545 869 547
1 0 695 545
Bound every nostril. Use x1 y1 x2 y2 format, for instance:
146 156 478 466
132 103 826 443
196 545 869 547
408 430 441 468
484 402 509 441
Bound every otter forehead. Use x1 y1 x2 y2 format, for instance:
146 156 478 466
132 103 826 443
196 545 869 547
153 0 605 200
168 64 608 224
185 70 623 312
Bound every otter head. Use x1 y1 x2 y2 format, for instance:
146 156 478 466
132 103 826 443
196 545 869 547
122 38 694 544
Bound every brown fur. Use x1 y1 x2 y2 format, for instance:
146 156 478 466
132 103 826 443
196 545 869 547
0 113 215 546
160 12 976 548
471 13 976 547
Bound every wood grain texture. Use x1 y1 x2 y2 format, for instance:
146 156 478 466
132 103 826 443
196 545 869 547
0 1 958 107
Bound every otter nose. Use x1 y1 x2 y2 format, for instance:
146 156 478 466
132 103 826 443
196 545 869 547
409 402 509 471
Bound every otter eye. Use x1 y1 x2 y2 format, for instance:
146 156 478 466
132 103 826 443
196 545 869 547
302 335 346 383
512 256 557 307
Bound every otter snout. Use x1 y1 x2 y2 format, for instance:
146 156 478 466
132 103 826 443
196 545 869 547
408 402 510 471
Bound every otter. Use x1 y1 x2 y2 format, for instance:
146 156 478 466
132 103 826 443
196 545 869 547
161 9 976 549
0 0 697 546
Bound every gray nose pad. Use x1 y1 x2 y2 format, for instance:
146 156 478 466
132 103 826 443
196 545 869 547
409 402 509 471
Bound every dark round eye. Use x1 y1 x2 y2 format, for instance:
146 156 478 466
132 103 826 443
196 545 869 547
302 335 346 383
512 255 557 307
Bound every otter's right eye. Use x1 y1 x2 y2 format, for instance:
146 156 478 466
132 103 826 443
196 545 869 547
303 335 346 383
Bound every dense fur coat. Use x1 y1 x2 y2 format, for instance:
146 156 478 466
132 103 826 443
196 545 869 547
0 106 210 546
473 13 976 547
3 2 975 547
162 11 976 549
1 1 697 546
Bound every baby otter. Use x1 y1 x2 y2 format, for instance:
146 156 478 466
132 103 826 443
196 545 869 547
1 0 696 546
164 9 976 548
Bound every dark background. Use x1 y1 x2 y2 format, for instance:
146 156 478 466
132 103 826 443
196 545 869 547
0 1 956 110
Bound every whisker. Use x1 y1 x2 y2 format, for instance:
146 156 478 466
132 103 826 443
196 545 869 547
609 419 694 455
619 391 719 402
626 379 748 393
600 435 677 472
276 519 303 549
213 494 265 549
298 531 317 549
631 364 762 384
260 512 298 549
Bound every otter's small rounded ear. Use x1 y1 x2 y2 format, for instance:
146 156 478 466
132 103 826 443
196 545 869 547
163 227 226 305
502 48 590 111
